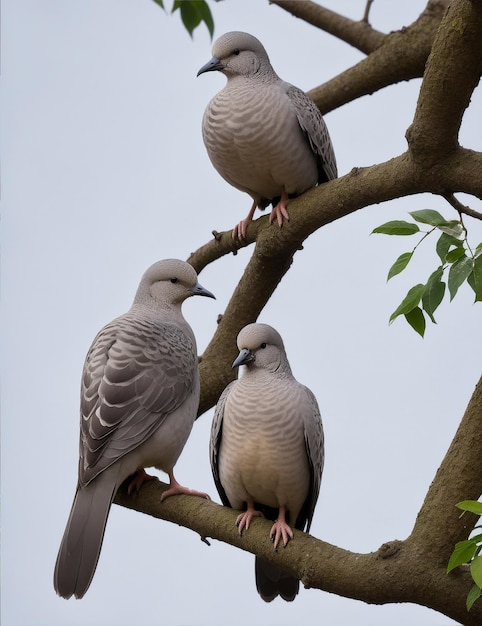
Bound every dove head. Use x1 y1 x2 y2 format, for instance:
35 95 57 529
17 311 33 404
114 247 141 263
133 259 215 309
197 31 275 80
233 323 292 376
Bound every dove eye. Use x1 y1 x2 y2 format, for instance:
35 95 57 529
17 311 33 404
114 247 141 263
260 342 267 349
170 278 178 284
233 48 240 56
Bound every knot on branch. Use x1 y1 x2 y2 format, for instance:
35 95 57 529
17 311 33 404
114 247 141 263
377 540 403 559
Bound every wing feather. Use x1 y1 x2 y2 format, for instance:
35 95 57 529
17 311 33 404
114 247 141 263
79 313 196 485
286 85 338 182
209 381 235 508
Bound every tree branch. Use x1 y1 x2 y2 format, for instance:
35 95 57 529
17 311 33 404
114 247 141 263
270 0 385 54
407 0 482 165
307 0 450 114
192 145 481 416
408 378 482 559
444 193 482 222
114 376 482 624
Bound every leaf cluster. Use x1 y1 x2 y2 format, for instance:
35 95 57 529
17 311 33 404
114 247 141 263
373 209 482 336
447 501 482 611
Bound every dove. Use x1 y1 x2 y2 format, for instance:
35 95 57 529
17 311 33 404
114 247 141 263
54 259 215 599
210 323 324 602
198 31 337 239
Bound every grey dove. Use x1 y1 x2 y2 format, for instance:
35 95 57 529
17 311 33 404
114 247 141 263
210 323 324 602
54 259 214 599
198 31 337 239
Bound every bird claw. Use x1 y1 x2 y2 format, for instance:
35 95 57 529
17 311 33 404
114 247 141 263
270 519 293 550
232 219 250 240
161 474 210 502
232 199 258 240
126 469 157 495
269 199 290 229
236 509 264 535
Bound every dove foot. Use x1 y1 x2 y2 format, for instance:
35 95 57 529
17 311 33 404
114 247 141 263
233 200 258 240
269 190 290 228
161 472 210 501
126 469 157 495
270 506 293 549
236 502 264 535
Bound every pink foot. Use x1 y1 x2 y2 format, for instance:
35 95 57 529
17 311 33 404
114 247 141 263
270 506 293 549
127 469 157 495
269 190 290 228
160 473 210 502
236 502 264 536
232 200 257 240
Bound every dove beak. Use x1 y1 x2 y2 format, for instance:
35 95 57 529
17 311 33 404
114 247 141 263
197 56 224 77
232 348 254 369
191 282 216 299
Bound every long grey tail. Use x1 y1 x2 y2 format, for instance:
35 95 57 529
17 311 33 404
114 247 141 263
255 556 299 602
53 466 119 599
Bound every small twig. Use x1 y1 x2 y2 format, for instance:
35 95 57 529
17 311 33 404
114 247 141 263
362 0 375 24
443 193 482 221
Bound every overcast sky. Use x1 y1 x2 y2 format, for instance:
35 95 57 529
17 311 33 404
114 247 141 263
3 1 482 625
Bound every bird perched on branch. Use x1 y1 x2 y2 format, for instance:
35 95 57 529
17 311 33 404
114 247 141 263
54 259 215 599
210 323 324 602
198 31 337 239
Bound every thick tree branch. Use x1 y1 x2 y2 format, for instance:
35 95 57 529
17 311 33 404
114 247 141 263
270 0 385 54
307 0 450 114
192 146 481 416
407 0 482 165
409 379 482 560
115 376 482 624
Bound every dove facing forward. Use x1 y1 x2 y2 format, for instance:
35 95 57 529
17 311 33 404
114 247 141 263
198 31 337 239
210 323 324 602
54 259 214 599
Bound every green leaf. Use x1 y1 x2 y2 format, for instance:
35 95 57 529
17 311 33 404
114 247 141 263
438 221 465 238
389 284 425 323
467 584 482 610
474 242 482 259
447 540 478 572
467 583 482 611
446 247 466 263
196 0 214 38
152 0 164 8
372 221 420 236
467 255 482 302
448 255 474 300
172 1 214 38
387 252 413 281
472 557 482 588
436 232 464 263
422 268 445 322
409 209 449 227
405 306 426 337
457 501 482 515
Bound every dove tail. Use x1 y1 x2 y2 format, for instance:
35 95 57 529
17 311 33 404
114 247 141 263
53 466 120 599
255 556 299 602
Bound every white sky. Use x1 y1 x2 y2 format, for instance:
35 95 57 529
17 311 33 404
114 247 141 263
2 1 482 625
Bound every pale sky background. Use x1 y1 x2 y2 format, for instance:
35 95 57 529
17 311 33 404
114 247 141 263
2 1 482 625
